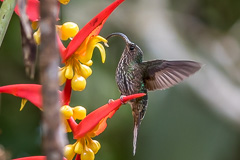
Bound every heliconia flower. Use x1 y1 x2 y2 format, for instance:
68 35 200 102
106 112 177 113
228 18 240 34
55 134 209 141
63 0 124 61
13 156 67 160
60 105 87 132
0 83 145 160
0 81 72 110
64 93 145 160
58 0 124 91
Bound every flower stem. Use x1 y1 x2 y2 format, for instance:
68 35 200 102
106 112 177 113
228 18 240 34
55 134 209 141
0 0 16 47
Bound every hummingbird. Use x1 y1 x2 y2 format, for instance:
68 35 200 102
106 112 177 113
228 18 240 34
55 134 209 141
106 32 201 155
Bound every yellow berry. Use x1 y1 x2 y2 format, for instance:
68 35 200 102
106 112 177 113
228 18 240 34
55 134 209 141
73 106 86 120
71 74 86 91
64 144 75 160
65 65 74 79
60 105 73 119
81 148 95 160
80 64 92 79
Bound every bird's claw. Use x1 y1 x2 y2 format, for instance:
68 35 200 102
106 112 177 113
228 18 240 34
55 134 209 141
108 99 114 104
120 95 127 104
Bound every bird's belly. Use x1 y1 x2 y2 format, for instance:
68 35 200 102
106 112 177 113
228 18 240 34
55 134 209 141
115 68 143 96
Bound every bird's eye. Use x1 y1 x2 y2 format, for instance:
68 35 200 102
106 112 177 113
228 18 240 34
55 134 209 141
130 45 135 51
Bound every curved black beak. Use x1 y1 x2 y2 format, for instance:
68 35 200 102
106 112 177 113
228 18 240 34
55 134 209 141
106 32 133 45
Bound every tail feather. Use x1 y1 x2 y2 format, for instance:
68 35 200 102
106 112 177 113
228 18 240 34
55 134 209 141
133 115 141 156
131 97 148 155
133 123 139 155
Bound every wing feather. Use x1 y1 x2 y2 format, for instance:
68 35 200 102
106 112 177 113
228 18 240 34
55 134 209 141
142 60 202 91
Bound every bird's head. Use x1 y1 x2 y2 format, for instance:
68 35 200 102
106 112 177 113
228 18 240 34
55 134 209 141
106 32 143 61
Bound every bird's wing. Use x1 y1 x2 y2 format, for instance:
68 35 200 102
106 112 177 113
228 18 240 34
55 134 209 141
141 60 202 91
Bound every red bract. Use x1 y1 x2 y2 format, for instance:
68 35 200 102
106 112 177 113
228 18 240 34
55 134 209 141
13 156 67 160
57 35 67 58
61 79 72 105
0 83 71 109
62 0 125 61
0 84 42 108
68 93 146 139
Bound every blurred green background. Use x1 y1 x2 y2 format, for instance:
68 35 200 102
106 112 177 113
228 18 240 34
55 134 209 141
1 0 240 159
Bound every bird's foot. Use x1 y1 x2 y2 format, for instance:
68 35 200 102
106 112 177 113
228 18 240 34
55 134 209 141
120 95 127 104
108 99 114 104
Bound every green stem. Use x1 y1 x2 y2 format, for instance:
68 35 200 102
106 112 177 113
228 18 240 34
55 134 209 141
0 0 16 47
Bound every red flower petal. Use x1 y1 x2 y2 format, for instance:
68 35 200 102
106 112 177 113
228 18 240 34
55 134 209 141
13 156 67 160
70 93 145 139
63 0 124 61
0 84 66 109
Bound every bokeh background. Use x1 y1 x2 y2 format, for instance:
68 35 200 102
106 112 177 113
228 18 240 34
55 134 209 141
1 0 240 159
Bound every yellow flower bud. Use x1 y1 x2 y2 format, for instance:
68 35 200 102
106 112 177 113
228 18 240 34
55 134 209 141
84 60 93 66
87 140 101 154
31 21 38 30
64 119 72 132
60 105 73 119
71 74 86 91
64 144 75 160
74 140 83 154
59 67 66 86
61 22 79 40
65 65 74 79
20 99 28 111
33 28 41 45
80 64 92 79
73 106 86 120
81 148 95 160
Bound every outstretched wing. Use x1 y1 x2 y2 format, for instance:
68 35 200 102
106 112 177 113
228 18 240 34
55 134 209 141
142 60 202 91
